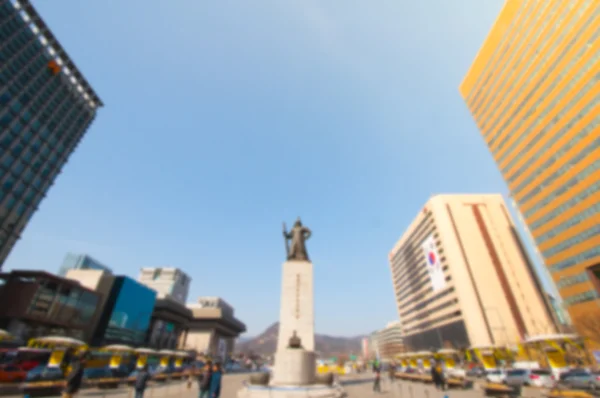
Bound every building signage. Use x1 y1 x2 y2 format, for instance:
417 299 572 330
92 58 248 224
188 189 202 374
421 235 446 291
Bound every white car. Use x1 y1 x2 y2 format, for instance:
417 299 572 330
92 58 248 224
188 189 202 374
486 369 507 384
447 368 467 379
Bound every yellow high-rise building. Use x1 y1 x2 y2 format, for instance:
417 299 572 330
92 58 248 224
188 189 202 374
459 0 600 335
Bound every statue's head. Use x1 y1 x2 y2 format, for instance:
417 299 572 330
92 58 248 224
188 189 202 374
295 217 302 227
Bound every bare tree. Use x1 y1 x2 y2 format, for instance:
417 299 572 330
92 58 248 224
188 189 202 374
576 310 600 344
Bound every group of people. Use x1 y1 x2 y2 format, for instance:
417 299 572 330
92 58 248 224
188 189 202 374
136 361 223 398
59 352 223 398
371 360 447 393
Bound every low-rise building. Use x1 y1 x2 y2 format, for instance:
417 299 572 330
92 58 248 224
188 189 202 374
138 268 191 305
146 297 192 350
0 270 102 343
186 297 246 361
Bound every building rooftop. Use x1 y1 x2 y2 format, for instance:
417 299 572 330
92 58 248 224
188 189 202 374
14 0 103 108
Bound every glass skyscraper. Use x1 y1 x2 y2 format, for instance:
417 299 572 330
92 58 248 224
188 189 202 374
460 1 599 331
57 253 112 276
0 0 102 267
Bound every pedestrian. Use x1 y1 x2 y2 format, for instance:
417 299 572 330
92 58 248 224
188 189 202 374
62 353 87 398
186 364 195 389
388 362 396 384
373 364 381 393
430 361 446 391
134 364 152 398
198 361 213 398
209 363 223 398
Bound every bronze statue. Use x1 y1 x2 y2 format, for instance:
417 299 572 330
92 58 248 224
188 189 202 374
283 218 312 261
288 331 303 349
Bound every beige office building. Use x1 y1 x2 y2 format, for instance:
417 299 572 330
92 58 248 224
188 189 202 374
388 194 557 352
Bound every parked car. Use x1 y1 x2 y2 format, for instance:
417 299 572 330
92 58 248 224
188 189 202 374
485 369 507 384
467 367 485 378
0 364 27 383
560 369 600 391
447 367 467 379
505 368 554 388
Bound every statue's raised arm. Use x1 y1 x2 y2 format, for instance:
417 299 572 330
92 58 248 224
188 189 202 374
283 217 311 262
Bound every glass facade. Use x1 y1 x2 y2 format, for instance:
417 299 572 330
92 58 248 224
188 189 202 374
96 277 157 346
148 319 179 350
0 0 102 268
57 253 112 276
460 0 600 325
0 271 100 342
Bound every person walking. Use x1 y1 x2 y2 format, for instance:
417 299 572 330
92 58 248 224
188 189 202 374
209 363 223 398
62 353 87 398
373 363 381 393
134 365 152 398
198 361 213 398
186 364 196 390
431 361 446 391
388 361 396 384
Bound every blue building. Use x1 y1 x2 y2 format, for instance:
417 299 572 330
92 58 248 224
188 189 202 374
0 0 103 268
58 253 112 276
91 276 157 346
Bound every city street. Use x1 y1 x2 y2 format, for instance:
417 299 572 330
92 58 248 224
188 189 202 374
11 374 552 398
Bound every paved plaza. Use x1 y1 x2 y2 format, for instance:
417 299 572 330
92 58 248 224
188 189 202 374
12 373 552 398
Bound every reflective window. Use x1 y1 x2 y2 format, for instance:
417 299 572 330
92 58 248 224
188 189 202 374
5 195 16 210
550 246 600 272
486 5 598 143
513 132 600 198
16 203 26 216
543 224 600 258
524 159 600 218
104 278 157 345
12 160 24 175
477 0 565 128
563 290 599 306
2 154 14 169
466 0 531 106
531 181 600 231
23 170 34 183
556 272 589 289
536 203 600 244
500 67 600 173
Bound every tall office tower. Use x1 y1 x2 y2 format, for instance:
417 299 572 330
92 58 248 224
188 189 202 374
389 194 557 351
58 253 112 276
138 267 191 305
459 1 600 330
0 0 102 267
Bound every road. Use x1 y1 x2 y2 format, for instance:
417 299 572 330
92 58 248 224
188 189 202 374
14 373 551 398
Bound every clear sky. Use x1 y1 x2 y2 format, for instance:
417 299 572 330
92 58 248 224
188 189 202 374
5 0 557 337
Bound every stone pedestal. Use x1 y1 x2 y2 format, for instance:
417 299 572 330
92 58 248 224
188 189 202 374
276 260 315 353
272 349 316 386
238 258 344 398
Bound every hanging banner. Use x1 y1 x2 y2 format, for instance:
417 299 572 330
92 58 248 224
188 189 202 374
421 235 446 291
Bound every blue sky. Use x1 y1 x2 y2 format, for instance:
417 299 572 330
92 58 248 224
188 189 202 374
5 0 557 336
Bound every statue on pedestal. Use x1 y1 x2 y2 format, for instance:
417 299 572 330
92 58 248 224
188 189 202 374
283 218 312 262
288 331 303 349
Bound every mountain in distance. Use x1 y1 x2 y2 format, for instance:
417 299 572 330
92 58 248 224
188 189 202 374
236 322 364 357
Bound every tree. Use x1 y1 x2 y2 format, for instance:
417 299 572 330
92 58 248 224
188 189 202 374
575 309 600 345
